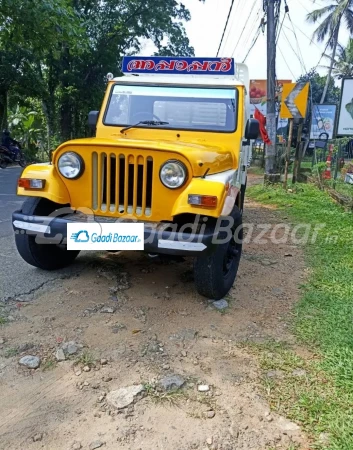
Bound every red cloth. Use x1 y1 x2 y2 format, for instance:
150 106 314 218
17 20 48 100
254 107 272 145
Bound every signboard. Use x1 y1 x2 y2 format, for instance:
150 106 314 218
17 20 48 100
337 78 353 136
310 104 337 140
280 82 309 119
249 79 292 116
122 56 235 76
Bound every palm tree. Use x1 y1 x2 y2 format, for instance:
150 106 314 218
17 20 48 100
307 0 353 103
333 38 353 78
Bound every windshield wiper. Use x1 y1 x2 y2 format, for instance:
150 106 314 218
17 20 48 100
120 120 169 134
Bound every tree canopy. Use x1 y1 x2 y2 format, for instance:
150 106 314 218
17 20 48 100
297 68 341 105
0 0 202 149
307 0 353 103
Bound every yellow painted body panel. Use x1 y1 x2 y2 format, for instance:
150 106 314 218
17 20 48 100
17 81 246 222
17 164 70 204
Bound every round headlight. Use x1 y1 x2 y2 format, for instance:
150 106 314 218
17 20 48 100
58 152 84 179
160 160 187 189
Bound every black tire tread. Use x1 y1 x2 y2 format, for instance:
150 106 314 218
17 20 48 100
15 198 79 270
194 206 242 300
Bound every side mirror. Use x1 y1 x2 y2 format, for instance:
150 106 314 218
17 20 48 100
245 118 260 140
88 111 99 129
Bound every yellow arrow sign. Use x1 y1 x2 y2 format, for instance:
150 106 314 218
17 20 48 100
280 82 309 119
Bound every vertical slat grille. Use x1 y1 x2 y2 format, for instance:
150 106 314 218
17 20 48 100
92 151 153 217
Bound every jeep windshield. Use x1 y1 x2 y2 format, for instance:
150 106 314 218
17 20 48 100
104 84 237 132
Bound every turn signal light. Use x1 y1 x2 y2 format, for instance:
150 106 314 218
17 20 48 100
18 178 46 189
188 194 218 207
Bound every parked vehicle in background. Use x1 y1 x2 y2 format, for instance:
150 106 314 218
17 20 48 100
0 143 27 169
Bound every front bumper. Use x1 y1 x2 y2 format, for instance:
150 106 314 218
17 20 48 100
12 211 217 256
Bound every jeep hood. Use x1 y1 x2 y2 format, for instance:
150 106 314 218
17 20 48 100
58 137 235 176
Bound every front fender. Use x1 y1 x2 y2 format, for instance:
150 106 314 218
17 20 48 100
17 164 70 204
171 179 236 218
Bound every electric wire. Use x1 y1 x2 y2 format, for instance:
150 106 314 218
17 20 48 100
241 6 262 54
230 0 258 57
278 44 297 78
221 0 246 54
216 0 235 57
286 11 307 72
242 25 262 62
281 27 306 74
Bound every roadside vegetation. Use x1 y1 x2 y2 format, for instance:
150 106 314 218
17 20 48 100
247 183 353 450
0 0 202 158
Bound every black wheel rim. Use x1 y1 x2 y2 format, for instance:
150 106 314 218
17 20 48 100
223 237 241 277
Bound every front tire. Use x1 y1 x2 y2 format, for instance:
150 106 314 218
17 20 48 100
240 178 247 212
15 198 80 270
193 206 243 300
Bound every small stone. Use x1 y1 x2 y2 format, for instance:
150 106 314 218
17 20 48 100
111 324 127 334
162 364 170 370
169 329 197 341
83 365 91 372
75 370 82 376
83 381 89 387
206 410 215 419
62 341 79 356
292 368 307 377
89 440 105 450
19 355 40 369
100 306 116 314
72 442 82 450
206 437 213 445
266 369 284 379
103 376 112 382
180 350 187 357
55 348 66 361
18 342 36 353
98 395 106 402
158 375 185 391
277 416 300 432
32 433 43 442
106 385 145 409
0 338 5 345
212 299 228 310
101 358 108 365
198 384 210 392
319 433 330 445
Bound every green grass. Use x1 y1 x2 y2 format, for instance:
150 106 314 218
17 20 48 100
248 165 265 176
75 350 95 367
0 316 7 325
301 161 312 170
328 179 353 200
4 347 19 358
247 183 353 450
42 358 56 371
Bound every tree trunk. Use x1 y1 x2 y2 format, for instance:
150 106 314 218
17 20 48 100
320 26 340 104
60 46 72 142
41 99 55 153
0 90 8 129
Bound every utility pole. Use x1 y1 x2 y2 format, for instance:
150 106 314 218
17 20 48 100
265 0 277 177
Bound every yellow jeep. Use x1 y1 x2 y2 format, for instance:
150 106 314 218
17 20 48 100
12 57 259 299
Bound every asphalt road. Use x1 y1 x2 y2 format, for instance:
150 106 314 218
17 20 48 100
0 167 85 302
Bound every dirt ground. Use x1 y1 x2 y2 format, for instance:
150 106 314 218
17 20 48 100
0 179 309 450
